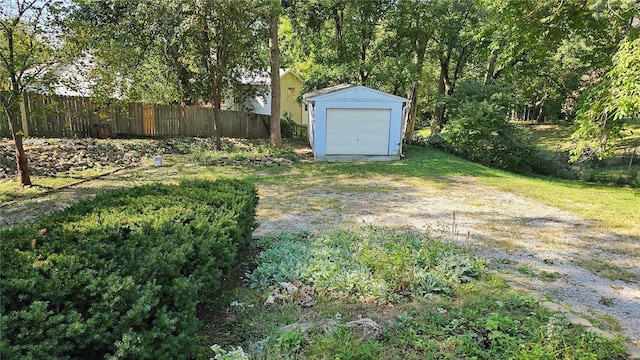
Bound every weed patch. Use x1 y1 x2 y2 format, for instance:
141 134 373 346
205 227 629 359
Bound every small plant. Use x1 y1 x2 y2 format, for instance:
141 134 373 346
209 345 249 360
276 330 303 355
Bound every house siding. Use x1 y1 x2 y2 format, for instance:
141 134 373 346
280 72 308 125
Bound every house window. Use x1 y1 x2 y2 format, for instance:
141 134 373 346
287 87 296 101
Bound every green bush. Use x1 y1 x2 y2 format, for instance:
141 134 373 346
441 100 545 174
280 117 294 139
1 179 258 359
438 80 555 175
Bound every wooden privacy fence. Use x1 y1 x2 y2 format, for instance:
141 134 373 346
0 94 271 139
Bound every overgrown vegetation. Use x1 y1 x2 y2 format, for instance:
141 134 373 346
174 138 299 165
203 227 627 359
436 81 554 176
249 227 485 302
0 179 258 359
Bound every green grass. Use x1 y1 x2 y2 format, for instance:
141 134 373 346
480 173 640 236
264 145 639 236
0 166 120 202
199 228 627 359
521 122 640 187
519 123 576 151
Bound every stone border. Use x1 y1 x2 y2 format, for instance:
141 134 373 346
496 271 640 359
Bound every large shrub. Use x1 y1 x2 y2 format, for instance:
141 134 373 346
0 179 258 359
439 81 550 174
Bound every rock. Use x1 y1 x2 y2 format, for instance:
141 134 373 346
345 318 382 340
565 313 592 327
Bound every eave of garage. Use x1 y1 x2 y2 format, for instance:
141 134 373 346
302 84 408 105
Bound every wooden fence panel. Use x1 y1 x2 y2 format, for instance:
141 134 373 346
0 94 271 139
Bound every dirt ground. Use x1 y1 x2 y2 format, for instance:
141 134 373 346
1 160 638 346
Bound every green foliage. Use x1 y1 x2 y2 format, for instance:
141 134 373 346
248 227 485 303
304 324 380 360
572 30 640 161
179 139 300 165
219 227 627 359
385 289 626 359
280 113 295 138
0 179 258 359
440 81 549 175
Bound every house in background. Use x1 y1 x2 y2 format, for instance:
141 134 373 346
222 68 308 125
303 84 408 162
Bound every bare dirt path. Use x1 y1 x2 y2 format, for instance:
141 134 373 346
2 165 638 346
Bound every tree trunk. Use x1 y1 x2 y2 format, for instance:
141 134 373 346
404 38 427 140
484 51 497 84
404 84 419 140
432 58 451 135
4 102 31 186
212 86 223 151
269 11 282 147
201 20 224 150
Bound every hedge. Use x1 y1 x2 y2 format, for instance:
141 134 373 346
0 179 258 359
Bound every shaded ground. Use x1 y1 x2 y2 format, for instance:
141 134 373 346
1 151 638 346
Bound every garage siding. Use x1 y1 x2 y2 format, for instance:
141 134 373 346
325 108 390 155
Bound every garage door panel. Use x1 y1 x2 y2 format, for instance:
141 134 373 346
326 108 390 155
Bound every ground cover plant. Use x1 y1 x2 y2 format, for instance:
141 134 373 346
203 227 627 359
0 179 258 359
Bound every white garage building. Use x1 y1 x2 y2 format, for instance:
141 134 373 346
303 84 408 162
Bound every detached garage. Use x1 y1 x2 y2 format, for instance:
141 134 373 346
303 84 408 162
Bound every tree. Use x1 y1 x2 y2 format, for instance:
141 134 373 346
72 0 267 149
391 0 434 139
287 0 394 89
428 0 481 135
71 1 204 105
268 3 283 147
191 0 266 150
0 0 71 186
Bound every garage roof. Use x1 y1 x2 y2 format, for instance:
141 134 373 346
303 84 407 104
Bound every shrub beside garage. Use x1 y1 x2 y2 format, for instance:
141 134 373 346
0 179 258 359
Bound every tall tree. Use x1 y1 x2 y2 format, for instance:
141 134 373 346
72 0 267 149
0 0 72 186
287 0 393 89
429 0 481 135
268 3 283 147
190 0 265 149
391 0 434 139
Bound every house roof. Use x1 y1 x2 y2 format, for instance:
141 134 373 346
303 84 408 103
23 56 96 97
239 68 302 86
